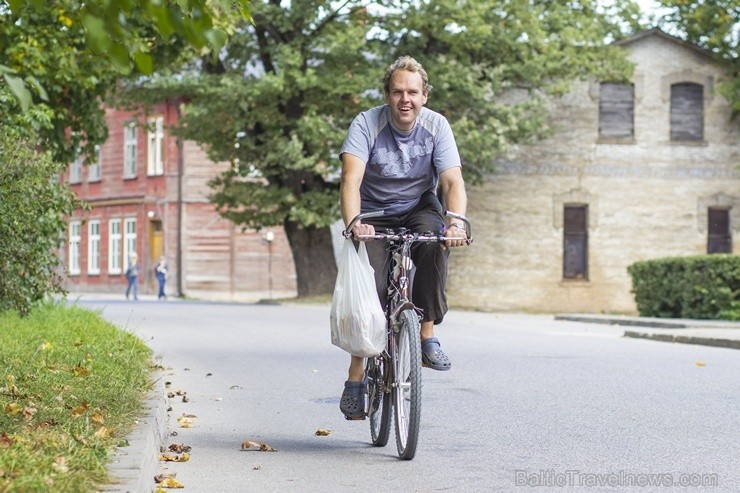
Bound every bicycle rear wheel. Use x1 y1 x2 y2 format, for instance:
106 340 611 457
366 356 391 446
393 309 422 460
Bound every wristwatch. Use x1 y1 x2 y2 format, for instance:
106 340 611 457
448 222 465 230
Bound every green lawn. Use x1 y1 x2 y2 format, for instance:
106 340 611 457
0 303 152 492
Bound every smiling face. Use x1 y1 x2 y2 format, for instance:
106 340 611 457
385 69 428 132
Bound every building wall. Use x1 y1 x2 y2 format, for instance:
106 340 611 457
448 32 740 314
63 103 297 300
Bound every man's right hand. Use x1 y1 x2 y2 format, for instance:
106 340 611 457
352 221 375 241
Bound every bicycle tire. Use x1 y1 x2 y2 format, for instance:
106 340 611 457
393 308 422 460
366 356 391 446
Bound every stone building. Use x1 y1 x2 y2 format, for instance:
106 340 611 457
448 29 739 314
62 102 297 301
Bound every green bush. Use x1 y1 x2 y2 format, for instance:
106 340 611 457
0 131 85 316
627 255 740 320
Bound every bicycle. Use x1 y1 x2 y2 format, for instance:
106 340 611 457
343 210 472 460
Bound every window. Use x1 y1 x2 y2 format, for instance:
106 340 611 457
563 205 588 280
124 122 138 177
88 144 102 182
88 220 101 274
147 116 164 176
123 218 137 267
670 83 703 141
708 208 732 254
599 82 634 140
109 219 122 274
69 154 83 184
69 221 81 275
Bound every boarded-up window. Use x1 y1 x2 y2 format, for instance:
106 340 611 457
670 83 703 141
563 205 588 280
599 83 634 139
708 208 732 254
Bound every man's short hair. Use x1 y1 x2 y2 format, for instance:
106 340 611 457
383 55 432 96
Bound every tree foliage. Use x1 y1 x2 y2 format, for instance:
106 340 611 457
0 0 250 162
127 0 637 295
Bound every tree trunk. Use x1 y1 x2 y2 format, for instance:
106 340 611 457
283 219 338 297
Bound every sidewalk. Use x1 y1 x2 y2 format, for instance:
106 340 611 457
556 313 740 350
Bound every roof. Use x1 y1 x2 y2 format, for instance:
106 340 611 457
615 28 716 59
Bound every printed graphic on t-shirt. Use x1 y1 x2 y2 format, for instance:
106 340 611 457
370 135 435 178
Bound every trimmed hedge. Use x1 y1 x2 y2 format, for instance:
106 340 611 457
627 254 740 321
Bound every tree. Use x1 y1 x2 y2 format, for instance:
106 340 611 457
0 0 248 313
0 0 250 163
655 0 739 116
129 0 636 297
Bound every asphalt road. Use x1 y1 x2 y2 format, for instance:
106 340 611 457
82 299 739 492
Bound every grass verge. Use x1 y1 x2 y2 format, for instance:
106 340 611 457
0 302 152 492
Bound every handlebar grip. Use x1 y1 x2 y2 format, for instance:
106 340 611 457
343 210 385 237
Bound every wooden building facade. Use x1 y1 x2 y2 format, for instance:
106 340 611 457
62 102 297 301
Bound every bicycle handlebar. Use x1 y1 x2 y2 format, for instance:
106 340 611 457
343 210 473 245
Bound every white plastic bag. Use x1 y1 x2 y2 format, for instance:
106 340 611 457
330 239 387 357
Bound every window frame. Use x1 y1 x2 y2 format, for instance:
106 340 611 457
707 208 732 254
124 122 138 178
147 116 165 176
69 221 82 275
109 219 123 274
123 217 137 267
69 153 83 184
563 205 589 281
88 144 102 182
670 82 704 142
598 82 635 141
88 220 101 274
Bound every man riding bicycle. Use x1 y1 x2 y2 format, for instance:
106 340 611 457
339 55 469 420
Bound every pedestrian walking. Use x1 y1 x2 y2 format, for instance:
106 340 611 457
125 253 140 301
154 256 169 300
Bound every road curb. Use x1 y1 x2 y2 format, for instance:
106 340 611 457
103 372 168 492
623 330 740 350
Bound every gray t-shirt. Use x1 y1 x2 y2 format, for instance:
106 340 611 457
340 105 461 216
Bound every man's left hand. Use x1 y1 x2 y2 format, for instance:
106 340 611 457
444 224 467 249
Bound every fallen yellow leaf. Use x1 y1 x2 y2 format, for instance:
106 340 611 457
22 407 37 421
154 472 177 483
240 440 277 452
4 403 21 416
159 477 185 488
315 429 331 436
91 411 105 425
159 453 190 462
168 443 192 453
71 401 89 418
695 361 707 367
94 426 113 438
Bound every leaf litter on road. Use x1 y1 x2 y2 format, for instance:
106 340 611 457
240 440 277 452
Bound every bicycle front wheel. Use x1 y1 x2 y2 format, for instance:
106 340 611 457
393 308 422 460
366 355 391 446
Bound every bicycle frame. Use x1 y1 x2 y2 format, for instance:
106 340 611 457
343 209 472 459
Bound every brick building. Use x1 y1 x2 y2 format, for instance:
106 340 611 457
63 102 297 301
448 30 739 314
